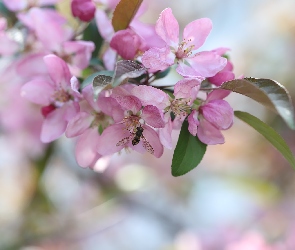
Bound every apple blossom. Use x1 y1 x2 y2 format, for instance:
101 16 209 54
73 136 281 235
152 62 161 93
142 8 227 78
21 54 81 143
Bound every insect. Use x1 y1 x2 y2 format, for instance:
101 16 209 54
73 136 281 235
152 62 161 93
116 125 154 155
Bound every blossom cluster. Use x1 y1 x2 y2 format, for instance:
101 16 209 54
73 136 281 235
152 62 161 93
0 0 235 168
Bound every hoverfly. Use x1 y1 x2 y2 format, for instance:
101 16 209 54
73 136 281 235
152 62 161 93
116 125 154 155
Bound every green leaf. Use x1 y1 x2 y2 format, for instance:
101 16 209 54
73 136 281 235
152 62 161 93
81 70 113 89
112 0 143 32
220 78 295 129
82 20 103 58
172 120 207 176
112 60 146 87
93 75 113 100
235 111 295 170
154 68 171 80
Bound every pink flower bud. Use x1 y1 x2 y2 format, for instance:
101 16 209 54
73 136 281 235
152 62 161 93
71 0 96 22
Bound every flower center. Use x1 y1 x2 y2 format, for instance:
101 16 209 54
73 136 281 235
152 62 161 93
91 112 113 129
53 89 71 104
170 99 191 116
122 114 141 133
175 38 195 59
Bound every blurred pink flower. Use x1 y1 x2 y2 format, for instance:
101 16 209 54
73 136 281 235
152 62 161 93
21 54 81 142
2 0 60 12
71 0 96 22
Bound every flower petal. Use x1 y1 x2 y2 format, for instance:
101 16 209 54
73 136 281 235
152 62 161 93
201 99 233 130
44 54 71 88
40 106 68 143
155 8 179 48
141 125 163 158
131 85 170 110
97 123 130 155
75 128 102 168
208 71 235 86
174 78 201 100
159 117 173 149
206 89 231 101
176 62 205 80
21 78 54 106
142 105 165 128
95 8 114 42
65 112 93 138
183 18 212 50
142 46 175 71
188 110 199 136
188 51 227 77
197 119 224 145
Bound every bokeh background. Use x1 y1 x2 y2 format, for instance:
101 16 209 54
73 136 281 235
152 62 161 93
1 0 295 249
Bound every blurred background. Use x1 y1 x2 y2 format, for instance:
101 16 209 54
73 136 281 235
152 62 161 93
1 0 295 249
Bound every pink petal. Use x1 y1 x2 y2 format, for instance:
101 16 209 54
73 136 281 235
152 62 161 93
142 105 165 128
23 8 70 51
97 123 130 155
103 47 117 70
159 117 173 149
112 87 142 114
0 33 18 56
130 21 166 49
211 47 230 56
44 54 71 88
75 128 102 168
2 0 27 11
206 89 231 101
39 0 61 5
183 18 212 50
174 78 201 100
188 110 199 136
98 96 125 122
110 29 141 60
70 76 83 99
16 53 48 78
40 106 68 142
176 62 205 80
197 119 224 145
131 85 170 110
65 112 93 138
63 41 95 70
64 102 80 121
188 51 227 77
208 71 235 86
95 8 114 42
155 8 179 48
142 46 175 71
201 100 233 130
21 78 54 106
141 125 163 158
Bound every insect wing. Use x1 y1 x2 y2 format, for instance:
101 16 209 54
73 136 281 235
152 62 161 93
116 134 132 147
141 135 154 155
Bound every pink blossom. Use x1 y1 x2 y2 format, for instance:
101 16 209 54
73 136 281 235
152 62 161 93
142 8 226 78
97 85 165 157
65 85 124 167
0 18 19 56
21 54 81 143
18 8 73 52
97 3 164 62
71 0 96 22
2 0 60 12
208 48 235 86
188 90 233 144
